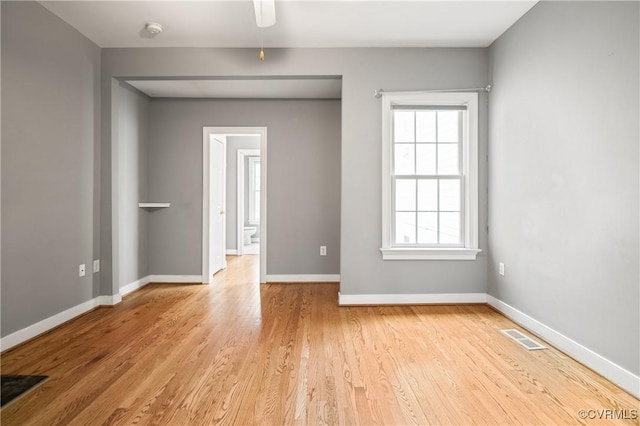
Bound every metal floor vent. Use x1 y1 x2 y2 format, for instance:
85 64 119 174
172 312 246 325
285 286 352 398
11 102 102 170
501 329 546 351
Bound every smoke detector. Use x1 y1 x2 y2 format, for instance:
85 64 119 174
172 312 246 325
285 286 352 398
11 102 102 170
145 22 164 36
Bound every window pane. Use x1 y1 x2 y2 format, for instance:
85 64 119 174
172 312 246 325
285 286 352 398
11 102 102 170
417 212 437 244
416 144 436 175
395 179 416 211
437 144 459 175
417 180 437 211
254 192 260 220
416 111 436 142
439 180 460 211
395 212 416 244
439 212 461 244
437 111 459 143
394 111 415 142
394 144 415 174
254 163 261 187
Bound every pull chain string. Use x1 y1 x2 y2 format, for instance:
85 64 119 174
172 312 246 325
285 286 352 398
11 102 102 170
260 28 265 61
259 1 265 61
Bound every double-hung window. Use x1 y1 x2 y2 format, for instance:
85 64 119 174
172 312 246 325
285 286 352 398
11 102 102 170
380 92 480 260
248 157 261 224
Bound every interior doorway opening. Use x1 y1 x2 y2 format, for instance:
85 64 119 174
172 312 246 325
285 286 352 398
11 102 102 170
202 127 267 284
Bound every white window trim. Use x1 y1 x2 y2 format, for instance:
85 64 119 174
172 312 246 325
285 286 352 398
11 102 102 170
248 156 260 225
380 92 481 260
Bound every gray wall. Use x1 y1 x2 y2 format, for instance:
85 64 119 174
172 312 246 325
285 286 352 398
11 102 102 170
101 48 488 294
488 1 639 374
226 135 260 251
117 83 150 287
147 99 341 275
1 2 100 336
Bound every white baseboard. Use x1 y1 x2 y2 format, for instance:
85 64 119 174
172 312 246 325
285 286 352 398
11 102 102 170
150 275 203 283
97 294 122 306
266 274 340 283
120 275 152 296
338 292 487 305
225 249 238 255
0 297 103 351
122 274 201 295
487 295 640 399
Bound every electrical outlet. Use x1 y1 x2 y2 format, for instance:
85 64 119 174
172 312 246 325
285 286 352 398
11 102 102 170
320 246 327 256
499 262 505 276
79 264 86 277
93 259 100 273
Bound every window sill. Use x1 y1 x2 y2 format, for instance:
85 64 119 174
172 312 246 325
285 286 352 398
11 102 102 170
380 247 481 260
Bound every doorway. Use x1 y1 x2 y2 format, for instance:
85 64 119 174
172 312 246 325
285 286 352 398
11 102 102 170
202 127 267 284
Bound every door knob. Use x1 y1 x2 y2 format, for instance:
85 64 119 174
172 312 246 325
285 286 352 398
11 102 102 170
220 210 225 215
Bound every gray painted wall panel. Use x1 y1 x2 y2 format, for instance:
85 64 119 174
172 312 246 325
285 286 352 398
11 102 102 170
1 2 100 336
102 48 488 294
488 1 639 374
147 99 341 275
117 83 150 287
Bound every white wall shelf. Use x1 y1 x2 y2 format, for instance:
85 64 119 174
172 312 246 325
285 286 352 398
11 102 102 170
138 202 171 208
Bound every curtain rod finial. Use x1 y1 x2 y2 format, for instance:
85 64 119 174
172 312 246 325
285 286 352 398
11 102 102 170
374 89 384 98
485 84 492 93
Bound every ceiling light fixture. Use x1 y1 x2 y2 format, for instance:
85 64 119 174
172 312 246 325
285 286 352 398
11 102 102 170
145 22 164 36
253 0 276 61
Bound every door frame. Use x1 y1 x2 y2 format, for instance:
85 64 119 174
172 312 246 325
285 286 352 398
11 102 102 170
237 149 261 256
202 126 267 284
210 134 227 275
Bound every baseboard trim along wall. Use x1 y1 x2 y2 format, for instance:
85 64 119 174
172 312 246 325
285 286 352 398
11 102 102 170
266 274 341 283
150 275 203 283
225 249 238 255
120 275 202 295
0 297 103 352
0 274 204 352
97 294 122 306
338 292 487 305
486 295 640 399
120 275 152 296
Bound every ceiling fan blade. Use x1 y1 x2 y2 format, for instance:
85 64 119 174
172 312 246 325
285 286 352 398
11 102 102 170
253 0 276 28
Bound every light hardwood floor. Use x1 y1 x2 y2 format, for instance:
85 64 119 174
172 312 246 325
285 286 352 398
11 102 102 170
1 255 638 425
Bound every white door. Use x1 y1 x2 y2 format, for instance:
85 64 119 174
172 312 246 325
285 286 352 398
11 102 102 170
210 136 226 275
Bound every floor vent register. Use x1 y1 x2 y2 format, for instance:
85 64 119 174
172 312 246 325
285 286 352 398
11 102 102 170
501 328 547 350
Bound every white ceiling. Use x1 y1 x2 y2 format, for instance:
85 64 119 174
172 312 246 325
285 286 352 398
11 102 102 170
42 1 537 99
126 78 342 99
40 1 538 49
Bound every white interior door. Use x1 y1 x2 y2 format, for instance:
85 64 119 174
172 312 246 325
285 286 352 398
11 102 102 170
210 136 226 275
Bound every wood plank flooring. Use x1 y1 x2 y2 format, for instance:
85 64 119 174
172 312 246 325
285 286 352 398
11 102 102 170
2 255 638 425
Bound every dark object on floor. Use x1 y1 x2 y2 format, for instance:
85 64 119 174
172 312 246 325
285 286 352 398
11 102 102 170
1 375 48 407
